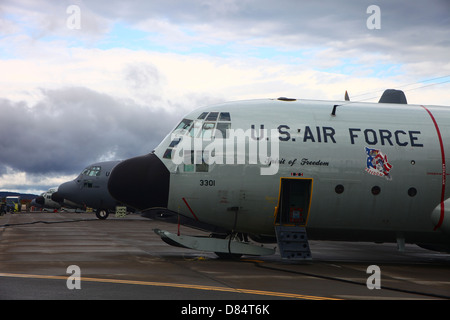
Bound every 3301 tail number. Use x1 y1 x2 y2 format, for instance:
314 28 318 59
200 179 215 186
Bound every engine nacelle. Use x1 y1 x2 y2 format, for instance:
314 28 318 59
431 198 450 234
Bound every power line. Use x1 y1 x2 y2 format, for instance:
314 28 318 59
348 75 450 102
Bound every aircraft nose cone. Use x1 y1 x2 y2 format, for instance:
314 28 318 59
108 153 170 210
51 192 64 203
56 181 77 200
35 196 45 206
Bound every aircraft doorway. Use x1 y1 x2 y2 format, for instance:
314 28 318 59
275 178 313 227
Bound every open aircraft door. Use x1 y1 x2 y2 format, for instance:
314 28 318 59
274 178 313 260
275 178 313 226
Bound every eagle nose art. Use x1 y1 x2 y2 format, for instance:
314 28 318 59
107 153 170 210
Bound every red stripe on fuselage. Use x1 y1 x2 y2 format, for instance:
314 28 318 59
421 105 446 230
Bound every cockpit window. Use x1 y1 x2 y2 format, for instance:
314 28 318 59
163 148 173 159
205 112 219 121
168 138 181 148
175 119 193 130
219 112 231 121
201 122 215 139
90 166 101 176
173 118 193 135
182 150 209 173
164 111 232 172
83 166 101 177
216 123 231 138
188 120 202 137
197 112 208 120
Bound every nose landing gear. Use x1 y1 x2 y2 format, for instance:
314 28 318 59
96 209 109 220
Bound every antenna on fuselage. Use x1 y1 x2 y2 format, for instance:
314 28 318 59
331 90 349 116
331 104 339 116
378 89 407 104
332 88 410 116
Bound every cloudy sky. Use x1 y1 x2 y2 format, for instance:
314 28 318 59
0 0 449 194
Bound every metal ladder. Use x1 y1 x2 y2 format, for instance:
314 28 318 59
275 225 312 261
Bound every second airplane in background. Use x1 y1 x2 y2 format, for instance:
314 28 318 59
53 160 122 219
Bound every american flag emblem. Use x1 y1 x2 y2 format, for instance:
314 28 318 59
365 147 393 180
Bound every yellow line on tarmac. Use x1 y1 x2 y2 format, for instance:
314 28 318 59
0 272 339 300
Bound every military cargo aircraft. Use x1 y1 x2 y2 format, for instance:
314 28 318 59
107 89 450 259
31 187 61 211
53 161 122 219
32 187 83 212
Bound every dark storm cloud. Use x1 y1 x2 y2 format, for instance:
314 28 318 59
4 1 449 74
0 87 179 176
85 0 450 60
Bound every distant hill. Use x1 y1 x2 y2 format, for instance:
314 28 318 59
0 191 39 201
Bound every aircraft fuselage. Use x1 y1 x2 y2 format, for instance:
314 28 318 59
109 97 450 250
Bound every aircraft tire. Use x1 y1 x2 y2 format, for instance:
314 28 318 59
96 209 109 220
